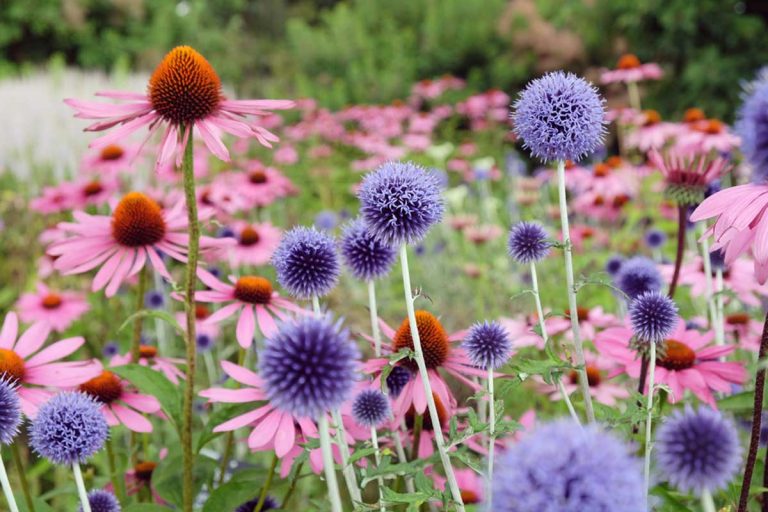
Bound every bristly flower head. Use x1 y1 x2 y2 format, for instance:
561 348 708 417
235 495 278 512
507 221 551 264
351 389 391 427
272 226 340 299
512 71 607 162
0 378 22 445
358 161 444 245
463 321 513 370
656 406 741 495
81 490 121 512
29 392 108 465
340 218 397 281
491 420 645 511
259 316 359 418
385 366 411 398
736 67 768 183
644 228 666 249
615 256 662 299
605 254 625 276
629 292 678 344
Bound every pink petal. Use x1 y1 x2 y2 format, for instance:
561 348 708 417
112 404 154 433
274 411 296 457
205 303 242 325
248 409 282 449
0 313 19 349
213 405 272 432
121 393 161 413
220 361 262 387
14 322 51 358
24 337 84 366
255 306 278 338
236 306 256 348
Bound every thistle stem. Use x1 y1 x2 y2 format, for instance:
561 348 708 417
318 414 343 512
627 81 642 111
556 160 594 423
254 453 278 512
368 280 382 357
701 488 716 512
105 437 125 503
312 295 321 316
391 425 415 493
668 205 687 299
371 426 386 512
0 456 19 512
73 463 91 512
332 409 362 503
700 232 721 344
10 443 33 512
399 245 465 510
643 342 657 496
180 129 200 512
487 365 496 511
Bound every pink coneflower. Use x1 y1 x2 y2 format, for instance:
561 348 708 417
432 468 484 505
16 283 89 332
110 345 185 384
595 319 746 407
30 176 119 214
81 143 141 176
219 220 282 267
545 306 621 343
65 46 294 168
724 313 763 352
648 146 731 205
78 368 162 432
600 54 663 84
625 110 679 151
48 192 229 297
195 269 306 348
226 164 297 208
676 119 741 154
0 312 100 416
498 316 544 349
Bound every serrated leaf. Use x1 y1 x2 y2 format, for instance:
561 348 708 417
111 364 182 432
382 487 430 505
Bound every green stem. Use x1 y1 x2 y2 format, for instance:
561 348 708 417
318 414 343 512
0 455 19 512
627 81 642 111
105 437 126 503
368 280 382 357
410 414 423 461
371 426 386 512
181 128 199 512
487 366 495 511
73 463 91 512
644 342 657 497
131 265 148 361
280 461 304 509
254 454 279 512
10 443 33 512
331 409 361 503
701 488 716 512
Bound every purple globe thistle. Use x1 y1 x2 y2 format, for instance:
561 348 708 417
709 248 727 272
0 378 22 446
629 292 678 344
656 406 741 495
644 228 666 249
507 222 551 264
462 321 512 370
385 366 411 398
80 490 121 512
491 420 645 511
340 218 397 281
235 495 278 512
196 332 214 352
102 341 120 358
736 69 768 183
272 226 340 299
358 161 444 245
605 254 624 276
144 290 165 309
29 392 108 465
314 210 339 231
614 256 662 299
351 389 391 427
259 316 359 418
512 71 607 163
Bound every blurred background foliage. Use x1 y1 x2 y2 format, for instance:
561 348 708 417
2 0 767 119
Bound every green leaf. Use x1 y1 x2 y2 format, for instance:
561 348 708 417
119 309 184 336
717 391 754 412
152 453 217 507
347 446 378 465
111 364 183 432
202 480 260 512
382 487 430 505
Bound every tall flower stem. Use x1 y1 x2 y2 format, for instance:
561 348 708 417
715 269 726 347
105 437 126 503
10 443 33 512
643 342 657 495
486 366 496 511
371 426 386 512
131 266 148 360
700 233 721 343
399 245 465 510
701 489 716 512
73 463 91 512
627 81 642 111
391 425 415 493
737 309 768 512
318 414 343 512
280 461 304 509
0 456 19 512
332 409 362 503
667 205 687 299
180 129 200 512
556 160 594 423
254 453 278 512
368 280 382 357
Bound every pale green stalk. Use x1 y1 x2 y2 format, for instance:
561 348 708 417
0 456 18 512
701 488 716 512
700 233 721 344
332 409 362 503
368 280 382 356
643 342 657 494
318 415 343 512
715 269 725 349
627 81 642 111
486 366 496 511
73 463 91 512
371 426 386 512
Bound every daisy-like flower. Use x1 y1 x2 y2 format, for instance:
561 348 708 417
30 176 120 215
648 147 731 206
81 143 141 176
0 312 100 416
600 54 663 84
78 368 161 433
545 305 621 343
48 192 230 297
625 110 678 152
65 46 294 168
110 345 185 384
677 119 741 154
541 354 630 407
218 220 282 267
595 319 746 407
226 165 298 208
195 268 306 348
16 283 89 332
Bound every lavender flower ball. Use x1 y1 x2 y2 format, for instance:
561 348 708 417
605 254 624 276
272 226 340 299
615 256 662 299
656 406 741 495
29 392 108 465
644 228 666 249
491 420 645 511
736 70 768 183
512 71 607 162
235 495 278 512
80 490 121 512
259 316 359 418
351 389 391 427
508 222 551 264
463 321 512 370
0 378 22 446
709 249 727 272
358 161 444 245
385 366 411 398
340 218 397 281
629 292 678 344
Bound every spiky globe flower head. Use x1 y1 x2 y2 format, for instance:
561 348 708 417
605 254 624 276
644 228 666 249
272 226 340 299
737 68 768 183
507 221 551 264
351 389 391 427
80 490 121 512
0 377 22 446
358 161 444 245
29 392 108 465
463 321 513 370
385 366 411 397
259 316 359 418
340 218 397 281
656 406 741 495
614 256 662 299
491 420 645 511
709 248 727 272
512 71 607 162
629 292 678 345
235 495 278 512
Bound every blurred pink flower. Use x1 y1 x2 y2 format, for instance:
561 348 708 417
16 283 89 332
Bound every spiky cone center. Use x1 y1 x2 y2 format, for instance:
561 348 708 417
617 53 641 69
665 183 706 206
683 108 706 124
99 144 125 161
82 180 104 197
239 226 261 247
79 370 124 404
593 163 611 177
643 110 661 126
195 304 211 320
234 276 273 305
405 393 448 431
461 490 481 504
249 170 268 184
656 339 696 370
148 46 222 124
565 307 590 323
133 461 157 482
606 156 623 168
0 349 25 382
139 345 158 359
41 293 63 309
393 310 450 370
726 313 750 326
111 192 167 247
569 365 602 387
696 119 724 134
